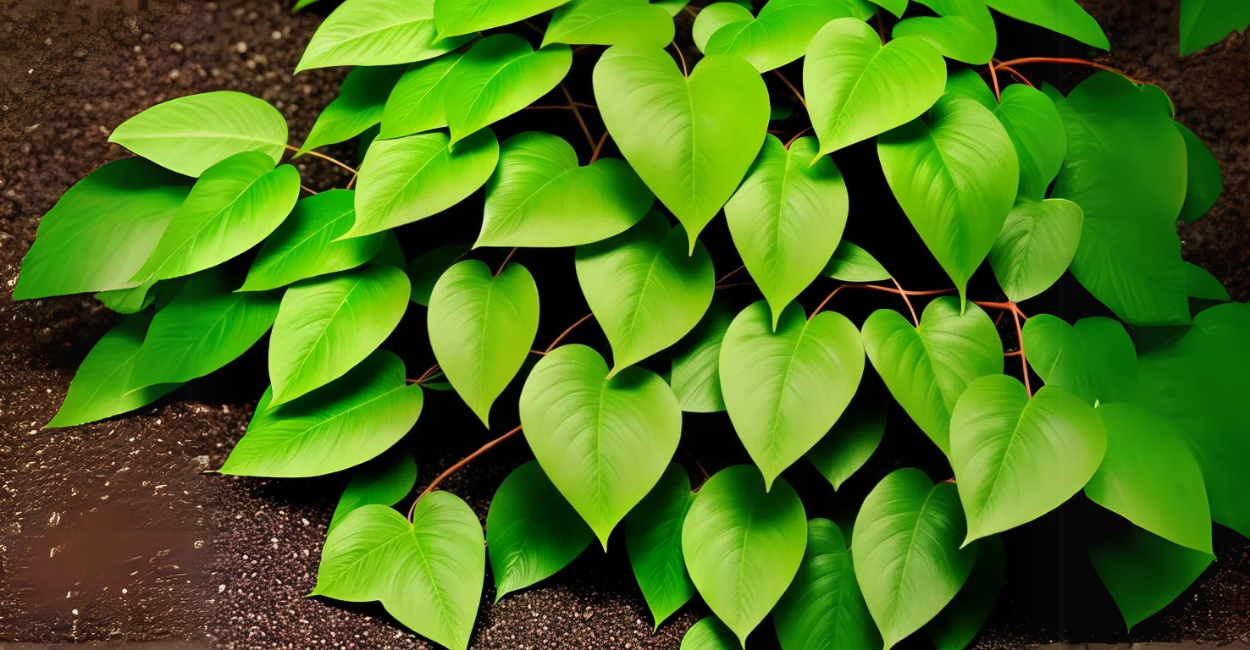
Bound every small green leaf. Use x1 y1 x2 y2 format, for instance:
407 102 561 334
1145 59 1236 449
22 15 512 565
1177 122 1223 223
892 0 997 64
379 54 464 139
1089 518 1214 630
329 450 418 532
297 0 470 73
408 244 471 305
1186 262 1230 301
299 65 405 154
927 536 1005 650
988 198 1084 303
703 0 877 72
993 84 1067 203
670 300 733 413
625 463 696 628
692 3 753 51
822 241 890 283
806 396 886 491
433 0 574 37
983 0 1108 49
1022 315 1138 406
774 518 881 650
444 36 572 145
869 0 908 18
943 68 995 110
545 0 675 49
680 617 739 650
1179 0 1250 55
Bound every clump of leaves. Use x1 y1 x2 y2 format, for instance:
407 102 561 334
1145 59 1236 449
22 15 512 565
15 0 1250 648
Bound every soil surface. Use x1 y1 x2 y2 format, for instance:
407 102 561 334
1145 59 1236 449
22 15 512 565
0 0 1247 649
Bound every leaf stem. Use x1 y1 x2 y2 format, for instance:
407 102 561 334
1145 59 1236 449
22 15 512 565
784 126 813 149
589 130 611 163
988 57 1003 102
989 57 1146 85
495 248 517 276
890 277 920 326
411 424 524 518
560 84 598 152
716 265 746 285
300 184 318 195
670 40 689 76
408 364 441 385
810 282 957 320
772 70 807 109
1010 306 1032 397
284 144 358 175
545 312 595 353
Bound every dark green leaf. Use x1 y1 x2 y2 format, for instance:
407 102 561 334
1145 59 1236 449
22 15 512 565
806 397 886 491
329 450 418 531
625 463 696 628
774 518 881 650
299 66 405 154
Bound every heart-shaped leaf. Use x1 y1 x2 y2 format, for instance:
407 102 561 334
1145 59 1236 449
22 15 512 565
682 465 807 646
379 54 465 139
806 396 886 491
805 18 946 156
993 84 1067 203
774 518 881 650
681 617 739 650
433 0 573 37
479 131 653 248
725 136 849 325
544 0 676 49
1177 122 1223 223
692 3 754 51
1186 261 1230 302
1088 518 1214 630
951 375 1106 544
593 46 770 248
988 198 1084 303
329 450 418 532
299 65 405 154
444 35 572 145
1023 315 1137 407
625 463 696 628
984 0 1108 49
822 241 890 283
720 301 865 489
428 260 540 426
670 300 733 413
892 0 997 64
297 0 469 73
703 0 876 72
519 344 681 547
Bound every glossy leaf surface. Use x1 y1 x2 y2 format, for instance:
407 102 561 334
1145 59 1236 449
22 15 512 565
329 450 418 531
822 241 890 283
774 519 880 650
703 0 876 72
444 35 572 144
300 65 404 153
988 198 1084 303
984 0 1108 49
379 55 464 139
626 463 696 628
433 0 573 37
297 0 469 72
545 0 675 48
806 397 886 491
1023 315 1137 406
670 300 732 413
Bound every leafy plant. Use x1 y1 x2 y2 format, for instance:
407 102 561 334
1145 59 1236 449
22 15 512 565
15 0 1250 648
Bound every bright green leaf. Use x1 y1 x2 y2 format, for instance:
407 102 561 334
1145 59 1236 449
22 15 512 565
433 0 573 37
822 241 890 283
329 450 418 532
983 0 1109 49
1177 122 1223 223
1089 518 1214 630
693 3 753 52
545 0 676 49
297 0 470 73
379 54 464 139
988 198 1084 303
1022 315 1137 406
670 300 733 413
681 617 739 650
927 536 1005 650
444 36 572 145
299 65 405 154
408 244 470 305
774 518 881 650
1186 262 1230 302
868 0 908 18
892 0 997 65
1179 0 1250 55
806 396 886 491
625 463 696 628
993 83 1067 203
704 0 877 72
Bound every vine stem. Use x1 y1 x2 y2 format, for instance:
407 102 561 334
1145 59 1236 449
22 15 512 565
545 313 595 353
284 144 358 175
560 84 597 152
300 184 318 195
810 282 956 321
1010 306 1033 397
412 425 524 518
890 277 919 326
407 364 441 385
670 41 689 76
997 64 1036 88
773 70 807 109
590 131 611 164
784 126 813 149
716 265 746 285
989 57 1146 85
988 58 1003 102
495 248 517 276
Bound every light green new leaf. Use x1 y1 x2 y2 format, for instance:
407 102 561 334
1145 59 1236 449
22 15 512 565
726 136 849 325
862 298 1002 455
704 0 876 72
299 66 405 154
681 617 739 650
349 129 499 237
1177 122 1223 223
222 351 423 477
444 36 572 145
593 46 770 248
720 301 865 489
1186 262 1230 302
1022 315 1137 406
983 0 1108 49
892 0 996 64
479 131 653 248
297 0 469 73
545 0 675 49
1085 403 1213 554
519 344 681 548
774 519 881 650
625 463 696 628
806 397 886 491
950 375 1106 544
379 55 464 139
988 198 1084 303
108 91 287 177
993 84 1067 203
312 497 483 650
879 94 1018 304
433 0 573 37
269 265 411 405
822 241 890 283
670 300 733 413
429 260 540 427
683 465 807 646
853 469 978 650
1180 0 1250 55
14 159 191 300
488 460 594 600
408 244 470 305
1089 518 1214 630
805 18 946 156
692 3 753 51
575 214 715 373
329 450 418 532
926 536 1005 650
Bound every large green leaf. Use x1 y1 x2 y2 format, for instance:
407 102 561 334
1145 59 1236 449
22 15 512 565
1177 122 1223 223
544 0 675 48
1179 0 1250 54
296 0 469 73
682 465 807 646
299 66 405 154
681 617 739 650
108 91 287 177
861 298 1002 455
222 351 423 477
988 198 1084 303
269 265 411 405
926 536 1005 650
575 214 715 373
720 301 865 489
428 260 540 426
983 0 1108 49
134 152 299 282
670 300 733 413
806 396 886 491
487 460 594 600
312 496 483 650
853 469 978 649
703 0 876 72
14 159 191 300
878 94 1018 303
328 450 418 532
774 518 881 650
822 241 890 283
519 344 681 547
433 0 573 37
479 131 653 248
950 375 1106 544
693 3 754 51
625 463 696 628
1022 315 1137 407
1089 518 1214 630
892 0 996 64
379 55 464 139
993 84 1067 203
593 46 770 248
444 36 572 145
349 129 499 237
805 18 946 156
725 136 848 325
1048 73 1189 326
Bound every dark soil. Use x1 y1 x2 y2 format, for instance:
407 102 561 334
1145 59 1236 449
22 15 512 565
0 0 1246 648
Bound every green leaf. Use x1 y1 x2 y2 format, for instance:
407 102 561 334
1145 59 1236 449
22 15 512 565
869 0 908 18
926 536 1005 650
1022 315 1137 406
240 190 386 292
593 46 770 248
134 152 299 282
892 0 996 65
862 298 1002 455
479 131 653 248
1088 518 1214 630
879 94 1018 303
806 396 886 491
297 0 469 73
329 450 418 532
703 0 876 72
108 91 287 177
682 465 807 646
312 496 483 650
488 460 594 600
853 468 978 650
681 617 739 650
950 375 1106 544
379 55 464 139
805 18 946 156
1049 72 1190 326
14 159 191 300
544 0 676 49
725 136 848 324
222 351 423 477
1180 0 1250 54
575 214 715 373
269 265 411 405
693 3 754 51
349 129 499 238
670 300 733 413
444 36 572 145
433 0 574 37
299 66 405 154
408 244 470 305
943 68 995 110
1085 403 1213 554
822 241 890 283
519 344 681 547
983 0 1108 49
774 518 881 650
993 84 1067 203
1177 122 1223 223
720 301 865 489
1186 262 1230 301
988 198 1084 303
428 260 540 426
625 463 696 628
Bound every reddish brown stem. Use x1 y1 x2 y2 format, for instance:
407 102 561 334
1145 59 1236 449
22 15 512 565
300 184 318 195
773 70 807 109
992 57 1145 85
495 248 517 277
716 265 746 285
409 364 441 386
590 131 611 164
997 64 1036 88
1010 307 1033 397
560 85 597 151
810 282 957 320
891 277 919 326
988 58 1003 102
412 425 524 518
545 313 595 353
784 126 813 149
284 144 358 175
670 41 689 76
